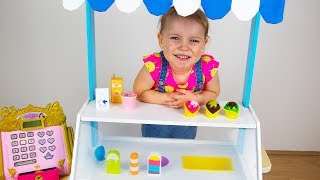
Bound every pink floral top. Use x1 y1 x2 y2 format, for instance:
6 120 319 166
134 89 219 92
143 52 219 92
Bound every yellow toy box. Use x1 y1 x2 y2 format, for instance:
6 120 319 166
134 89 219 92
110 74 123 103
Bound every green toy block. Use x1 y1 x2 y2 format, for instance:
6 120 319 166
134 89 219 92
106 150 121 174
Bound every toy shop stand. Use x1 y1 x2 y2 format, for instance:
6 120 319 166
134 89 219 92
62 0 285 179
0 102 74 179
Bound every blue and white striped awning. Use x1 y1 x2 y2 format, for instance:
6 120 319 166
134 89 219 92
63 0 285 24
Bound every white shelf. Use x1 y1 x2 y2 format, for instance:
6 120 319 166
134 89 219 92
71 100 262 180
73 135 253 180
80 100 257 128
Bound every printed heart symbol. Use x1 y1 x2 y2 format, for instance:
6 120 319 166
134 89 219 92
46 130 54 136
47 138 55 144
37 132 45 138
48 145 56 151
38 139 46 145
39 147 47 153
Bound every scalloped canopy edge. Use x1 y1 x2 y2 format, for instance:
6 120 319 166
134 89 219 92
63 0 285 24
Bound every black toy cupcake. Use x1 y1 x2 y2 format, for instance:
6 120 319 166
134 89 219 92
205 100 220 118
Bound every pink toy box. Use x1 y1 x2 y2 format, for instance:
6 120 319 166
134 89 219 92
0 102 74 179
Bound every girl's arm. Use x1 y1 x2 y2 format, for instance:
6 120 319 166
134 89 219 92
133 65 176 105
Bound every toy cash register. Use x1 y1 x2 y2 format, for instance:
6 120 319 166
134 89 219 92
0 102 74 179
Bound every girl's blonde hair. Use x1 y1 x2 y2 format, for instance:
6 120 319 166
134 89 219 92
159 7 209 38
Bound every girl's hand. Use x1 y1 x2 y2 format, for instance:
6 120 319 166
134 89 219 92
161 92 180 105
165 89 200 109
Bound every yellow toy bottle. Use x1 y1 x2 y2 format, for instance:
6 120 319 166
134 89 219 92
110 74 123 103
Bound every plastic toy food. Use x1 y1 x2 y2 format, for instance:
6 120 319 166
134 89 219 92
182 155 234 172
161 156 169 167
110 74 123 103
184 100 200 117
94 146 105 161
106 150 121 174
130 152 139 175
224 101 239 119
148 153 161 175
120 91 137 110
205 100 220 118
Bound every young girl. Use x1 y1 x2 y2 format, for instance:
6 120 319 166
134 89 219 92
133 7 220 139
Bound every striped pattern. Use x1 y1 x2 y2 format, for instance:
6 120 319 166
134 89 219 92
148 153 161 175
130 153 139 175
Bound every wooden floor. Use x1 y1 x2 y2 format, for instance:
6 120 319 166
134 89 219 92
263 151 320 180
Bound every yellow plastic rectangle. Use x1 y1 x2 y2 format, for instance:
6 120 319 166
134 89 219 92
110 75 123 103
182 156 234 172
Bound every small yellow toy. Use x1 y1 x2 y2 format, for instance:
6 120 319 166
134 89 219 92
182 155 234 172
110 74 123 103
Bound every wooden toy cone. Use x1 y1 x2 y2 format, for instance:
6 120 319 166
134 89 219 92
130 153 139 175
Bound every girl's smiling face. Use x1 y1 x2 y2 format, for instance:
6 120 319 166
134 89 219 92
158 16 208 73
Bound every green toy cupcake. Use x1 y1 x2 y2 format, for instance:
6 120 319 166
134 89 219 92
224 101 239 119
205 100 220 118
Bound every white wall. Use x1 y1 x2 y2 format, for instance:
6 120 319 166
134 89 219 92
0 0 319 151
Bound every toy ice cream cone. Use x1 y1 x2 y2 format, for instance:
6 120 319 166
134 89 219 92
205 100 220 118
184 100 200 117
224 101 239 119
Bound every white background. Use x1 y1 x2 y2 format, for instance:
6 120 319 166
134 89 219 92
0 0 319 151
